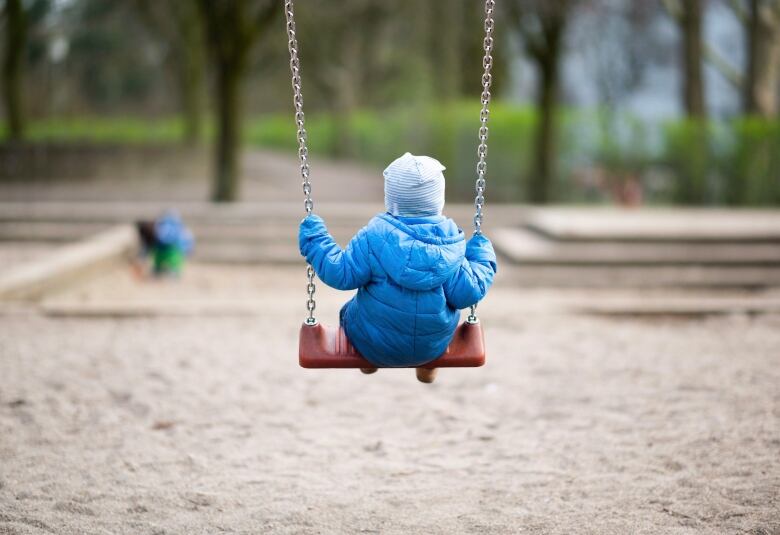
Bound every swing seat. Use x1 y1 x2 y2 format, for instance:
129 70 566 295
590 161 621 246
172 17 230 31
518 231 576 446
299 321 485 369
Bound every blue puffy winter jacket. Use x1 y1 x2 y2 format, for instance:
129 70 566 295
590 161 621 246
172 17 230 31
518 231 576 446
299 212 497 367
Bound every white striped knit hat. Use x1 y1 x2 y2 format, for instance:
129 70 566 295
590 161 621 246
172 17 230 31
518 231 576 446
383 152 446 217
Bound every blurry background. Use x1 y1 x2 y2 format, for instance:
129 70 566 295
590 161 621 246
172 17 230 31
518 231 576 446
2 4 780 533
1 0 778 206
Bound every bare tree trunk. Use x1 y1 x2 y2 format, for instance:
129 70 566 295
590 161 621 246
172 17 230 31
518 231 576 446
178 59 204 146
744 0 780 116
682 0 706 118
528 6 565 205
432 0 463 100
2 0 26 141
133 0 206 145
667 0 709 203
333 26 360 158
196 0 280 203
176 3 205 145
508 1 567 204
763 24 780 119
530 55 559 204
213 65 241 202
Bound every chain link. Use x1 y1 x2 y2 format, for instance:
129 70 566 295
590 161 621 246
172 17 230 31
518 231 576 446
286 1 312 215
305 264 316 324
468 0 495 325
474 0 494 237
285 0 317 324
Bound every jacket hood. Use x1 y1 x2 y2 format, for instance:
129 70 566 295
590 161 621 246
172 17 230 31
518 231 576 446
375 213 465 291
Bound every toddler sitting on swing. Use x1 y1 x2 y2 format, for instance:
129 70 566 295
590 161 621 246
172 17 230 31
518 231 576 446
299 152 497 382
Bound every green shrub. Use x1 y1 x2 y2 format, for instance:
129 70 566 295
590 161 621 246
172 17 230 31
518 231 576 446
22 117 185 144
5 107 779 206
584 112 653 205
661 119 714 205
659 117 780 206
719 117 780 206
245 103 569 203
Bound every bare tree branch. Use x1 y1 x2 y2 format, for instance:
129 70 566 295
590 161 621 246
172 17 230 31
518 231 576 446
253 0 281 39
196 0 229 63
506 2 546 59
758 0 780 29
234 0 281 69
661 0 683 22
519 22 547 60
727 0 749 25
704 41 744 87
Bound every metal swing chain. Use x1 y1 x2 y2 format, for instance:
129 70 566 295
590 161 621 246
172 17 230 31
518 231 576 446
468 0 495 324
285 0 317 325
286 0 494 326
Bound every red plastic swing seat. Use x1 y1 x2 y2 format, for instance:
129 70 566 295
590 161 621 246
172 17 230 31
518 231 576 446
299 320 485 369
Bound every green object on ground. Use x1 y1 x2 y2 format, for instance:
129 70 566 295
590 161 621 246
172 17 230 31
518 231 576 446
153 246 185 275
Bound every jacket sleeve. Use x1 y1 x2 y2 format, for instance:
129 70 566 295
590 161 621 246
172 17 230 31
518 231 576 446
443 233 497 310
298 214 372 291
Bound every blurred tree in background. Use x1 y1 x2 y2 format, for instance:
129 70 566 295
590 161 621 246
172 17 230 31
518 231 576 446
663 0 708 118
688 0 780 117
0 0 779 206
196 0 280 202
289 0 389 157
741 0 780 116
68 1 158 111
134 0 205 146
1 0 26 140
507 0 574 204
2 0 50 140
663 0 709 204
284 0 507 131
732 0 780 117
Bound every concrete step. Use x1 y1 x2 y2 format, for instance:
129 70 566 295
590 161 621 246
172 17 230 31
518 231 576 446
0 221 363 245
493 227 780 266
0 243 53 270
528 207 780 242
186 251 780 288
38 293 780 318
194 243 300 264
0 201 381 225
574 294 780 316
191 224 364 245
0 202 516 248
0 221 110 242
0 225 137 300
34 264 780 317
502 265 780 289
0 201 519 227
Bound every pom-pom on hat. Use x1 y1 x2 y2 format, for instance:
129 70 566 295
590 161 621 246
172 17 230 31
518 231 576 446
383 152 446 217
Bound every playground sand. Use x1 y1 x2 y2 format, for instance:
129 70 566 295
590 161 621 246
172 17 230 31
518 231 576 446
0 266 779 534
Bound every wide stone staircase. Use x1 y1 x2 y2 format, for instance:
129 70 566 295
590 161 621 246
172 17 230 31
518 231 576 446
2 202 780 290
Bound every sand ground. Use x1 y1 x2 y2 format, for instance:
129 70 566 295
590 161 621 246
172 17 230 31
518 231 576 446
1 264 779 535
